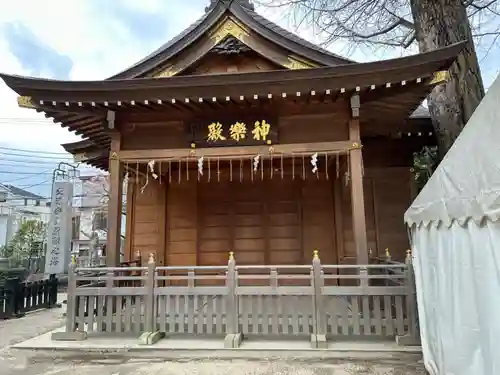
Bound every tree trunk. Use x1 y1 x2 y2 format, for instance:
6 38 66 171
409 0 485 158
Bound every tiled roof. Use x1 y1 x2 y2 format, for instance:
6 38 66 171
3 184 45 200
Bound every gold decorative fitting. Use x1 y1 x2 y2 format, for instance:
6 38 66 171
191 143 196 149
210 18 249 44
313 249 319 259
154 65 179 78
429 70 450 85
284 57 312 70
17 96 35 109
110 151 118 160
189 149 196 157
352 142 360 149
385 248 390 258
71 255 76 265
229 251 234 261
148 253 155 264
73 152 88 162
268 146 275 154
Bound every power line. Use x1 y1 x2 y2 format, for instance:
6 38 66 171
0 170 53 184
0 157 72 165
0 151 73 160
21 180 53 189
0 162 57 168
0 146 70 155
0 171 53 175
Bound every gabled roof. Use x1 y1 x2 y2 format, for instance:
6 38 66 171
109 0 352 79
0 41 465 160
1 184 45 200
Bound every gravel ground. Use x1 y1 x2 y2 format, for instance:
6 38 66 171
0 296 427 375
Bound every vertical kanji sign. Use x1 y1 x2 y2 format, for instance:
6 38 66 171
44 181 73 274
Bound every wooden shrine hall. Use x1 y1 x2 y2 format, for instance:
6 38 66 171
0 0 464 271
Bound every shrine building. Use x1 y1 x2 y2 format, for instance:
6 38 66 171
0 0 464 268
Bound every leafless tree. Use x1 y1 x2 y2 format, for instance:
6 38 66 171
258 0 499 156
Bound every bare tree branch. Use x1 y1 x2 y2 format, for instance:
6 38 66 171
257 0 500 56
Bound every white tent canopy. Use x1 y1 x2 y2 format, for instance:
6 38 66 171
405 74 500 228
405 74 500 375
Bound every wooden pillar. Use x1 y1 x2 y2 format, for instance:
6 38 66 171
106 130 123 266
349 95 369 265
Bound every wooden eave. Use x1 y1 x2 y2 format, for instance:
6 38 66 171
61 139 108 170
0 41 464 160
108 1 352 79
0 42 463 99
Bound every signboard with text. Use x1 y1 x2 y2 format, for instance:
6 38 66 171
44 181 73 274
187 116 278 148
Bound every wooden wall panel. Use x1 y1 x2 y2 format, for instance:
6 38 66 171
121 121 185 150
195 168 335 266
186 53 281 75
166 179 197 266
339 166 412 264
301 177 337 264
279 114 349 144
368 168 413 262
128 178 166 264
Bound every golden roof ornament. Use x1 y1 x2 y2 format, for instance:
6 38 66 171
284 57 313 70
17 96 35 109
210 18 249 45
429 70 450 85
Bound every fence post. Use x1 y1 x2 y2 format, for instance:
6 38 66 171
4 277 22 318
52 256 87 341
224 251 242 348
138 253 163 345
47 274 59 308
311 250 327 348
396 249 421 346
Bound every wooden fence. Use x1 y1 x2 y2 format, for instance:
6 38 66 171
0 275 59 319
57 251 419 348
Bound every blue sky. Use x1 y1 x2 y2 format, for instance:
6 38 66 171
0 0 499 197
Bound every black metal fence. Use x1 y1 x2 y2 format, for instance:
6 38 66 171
0 275 59 319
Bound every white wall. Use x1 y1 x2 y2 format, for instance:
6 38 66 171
0 215 8 247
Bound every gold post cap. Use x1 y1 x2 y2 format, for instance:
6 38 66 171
313 249 319 259
406 249 412 259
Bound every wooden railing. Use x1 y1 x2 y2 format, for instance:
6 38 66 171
56 251 419 348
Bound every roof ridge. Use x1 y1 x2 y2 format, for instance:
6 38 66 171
108 0 352 79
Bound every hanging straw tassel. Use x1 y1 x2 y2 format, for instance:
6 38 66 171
311 152 318 174
140 163 149 194
148 160 158 180
198 156 204 179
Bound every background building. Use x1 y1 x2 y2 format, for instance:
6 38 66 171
0 183 50 248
